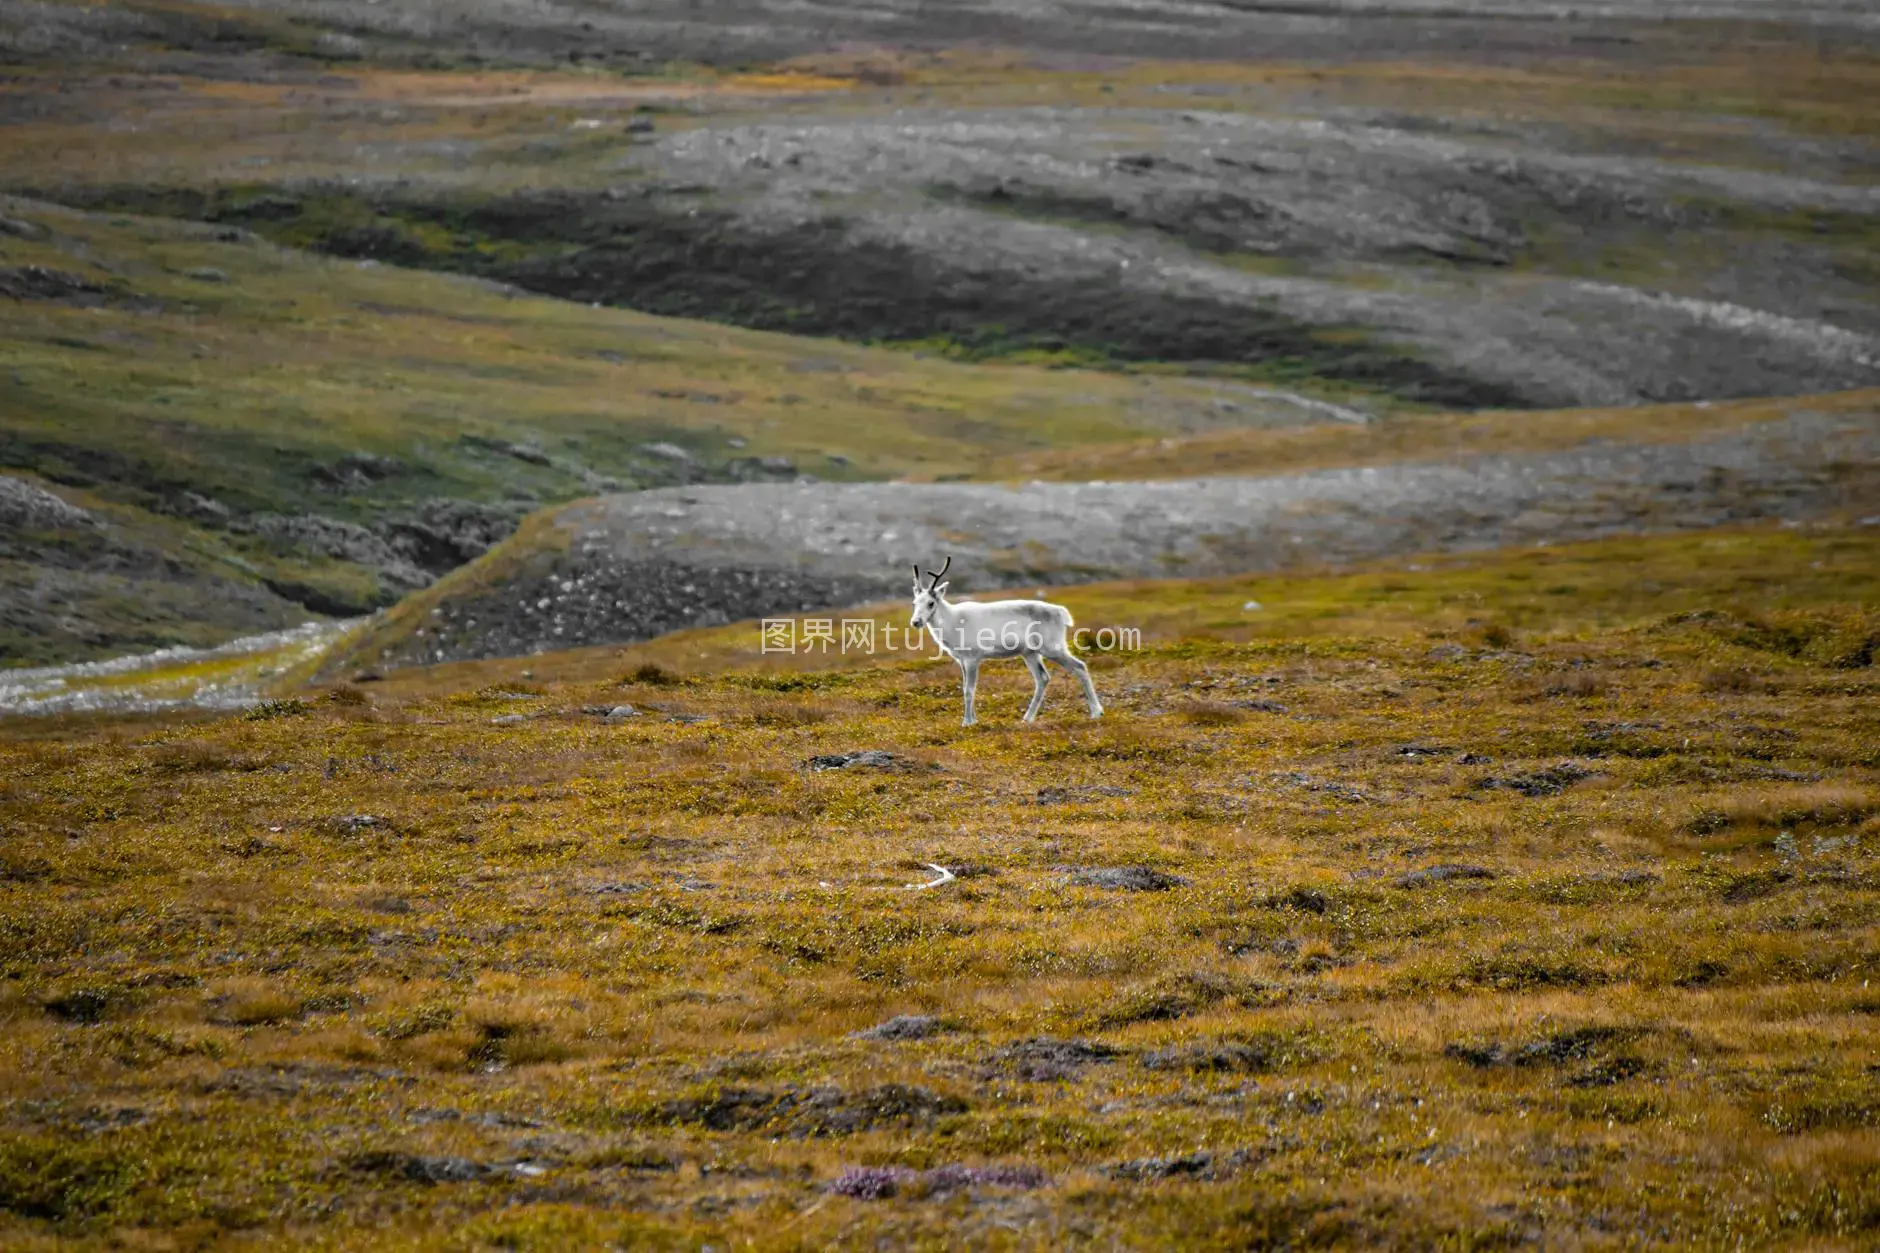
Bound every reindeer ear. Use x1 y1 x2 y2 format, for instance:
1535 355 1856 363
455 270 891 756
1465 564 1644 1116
935 582 950 597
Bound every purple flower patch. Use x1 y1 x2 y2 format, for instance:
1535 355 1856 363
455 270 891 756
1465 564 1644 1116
827 1166 916 1199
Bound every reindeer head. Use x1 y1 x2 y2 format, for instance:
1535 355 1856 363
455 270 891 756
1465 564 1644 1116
909 555 951 629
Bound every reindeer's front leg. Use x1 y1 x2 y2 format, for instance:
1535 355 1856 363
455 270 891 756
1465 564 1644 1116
958 657 980 727
1022 652 1049 721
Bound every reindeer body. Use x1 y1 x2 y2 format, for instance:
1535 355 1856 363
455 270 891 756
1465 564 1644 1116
910 559 1102 727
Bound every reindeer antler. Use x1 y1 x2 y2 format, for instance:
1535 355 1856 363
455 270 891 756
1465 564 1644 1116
924 554 952 588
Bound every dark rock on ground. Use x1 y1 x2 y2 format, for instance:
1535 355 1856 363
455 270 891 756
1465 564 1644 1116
1396 864 1498 888
788 1084 966 1137
0 264 105 303
655 1087 785 1132
1070 866 1188 892
343 1150 494 1185
239 513 429 597
854 1014 944 1041
1142 1043 1259 1073
995 1036 1121 1082
1445 1026 1649 1071
378 499 519 574
807 750 902 771
1274 772 1381 805
1472 762 1594 798
1 473 100 530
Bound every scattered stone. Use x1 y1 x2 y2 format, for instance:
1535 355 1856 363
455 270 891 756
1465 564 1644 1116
1567 1055 1649 1087
636 441 695 464
625 115 657 135
655 1088 785 1132
854 1014 945 1041
0 214 49 240
379 499 519 573
0 264 105 303
185 267 229 283
1427 642 1470 661
1142 1042 1276 1073
0 474 100 531
726 454 797 480
1395 863 1497 888
490 713 529 725
1445 1025 1647 1071
460 433 553 466
1395 743 1452 758
332 815 385 833
313 31 365 58
343 1150 494 1185
312 451 404 490
790 1083 966 1136
995 1036 1120 1081
1472 762 1593 798
1271 772 1379 804
1457 752 1494 765
1229 699 1287 712
808 750 901 771
1070 865 1187 891
177 491 231 523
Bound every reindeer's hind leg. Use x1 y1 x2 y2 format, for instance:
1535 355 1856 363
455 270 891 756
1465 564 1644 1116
959 657 981 727
1045 647 1103 718
1021 652 1050 721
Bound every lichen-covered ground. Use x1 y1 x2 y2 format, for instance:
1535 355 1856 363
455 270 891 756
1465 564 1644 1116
2 524 1875 1248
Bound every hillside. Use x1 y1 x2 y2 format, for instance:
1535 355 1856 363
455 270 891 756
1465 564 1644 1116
1 525 1874 1247
0 196 1265 666
6 5 1880 412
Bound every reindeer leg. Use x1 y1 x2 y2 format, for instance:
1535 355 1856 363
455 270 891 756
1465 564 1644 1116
1022 652 1049 721
1048 648 1103 719
959 658 980 727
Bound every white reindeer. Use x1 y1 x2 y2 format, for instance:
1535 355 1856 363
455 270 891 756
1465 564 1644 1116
909 556 1103 727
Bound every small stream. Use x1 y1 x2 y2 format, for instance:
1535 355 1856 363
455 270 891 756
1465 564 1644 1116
0 619 359 717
